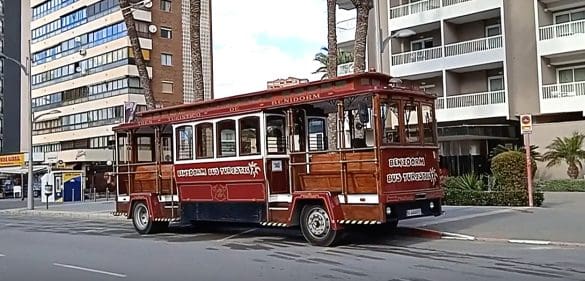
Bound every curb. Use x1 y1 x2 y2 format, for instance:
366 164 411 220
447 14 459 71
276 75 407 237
400 227 585 248
0 209 127 221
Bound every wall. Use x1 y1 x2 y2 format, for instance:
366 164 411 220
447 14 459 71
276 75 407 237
532 120 585 179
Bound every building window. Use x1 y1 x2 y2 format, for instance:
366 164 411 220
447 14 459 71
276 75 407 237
411 38 433 51
217 120 236 157
488 76 504 91
161 53 172 66
162 81 173 93
160 0 171 12
239 117 260 155
175 125 193 160
196 123 214 159
160 27 172 39
485 24 501 37
308 118 327 151
558 67 585 84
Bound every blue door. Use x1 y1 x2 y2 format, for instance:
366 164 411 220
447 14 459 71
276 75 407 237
63 174 82 202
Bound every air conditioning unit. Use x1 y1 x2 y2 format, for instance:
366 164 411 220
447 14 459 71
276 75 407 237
143 0 153 8
79 49 87 56
148 24 157 34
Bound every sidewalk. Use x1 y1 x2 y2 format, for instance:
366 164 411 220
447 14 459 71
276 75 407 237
0 199 124 221
404 192 585 246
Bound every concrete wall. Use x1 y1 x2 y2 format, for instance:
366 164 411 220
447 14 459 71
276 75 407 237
504 0 540 117
532 120 585 180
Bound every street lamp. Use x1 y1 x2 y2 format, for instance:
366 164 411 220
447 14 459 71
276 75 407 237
0 41 34 210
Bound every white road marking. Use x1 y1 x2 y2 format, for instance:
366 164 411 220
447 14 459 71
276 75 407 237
0 253 5 257
53 263 126 278
508 239 551 245
219 228 258 241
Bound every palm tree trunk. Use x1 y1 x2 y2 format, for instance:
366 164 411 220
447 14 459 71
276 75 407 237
568 162 579 179
119 0 155 109
190 0 205 101
327 0 338 79
351 0 373 73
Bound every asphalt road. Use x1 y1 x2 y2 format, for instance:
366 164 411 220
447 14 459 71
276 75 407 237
1 215 584 281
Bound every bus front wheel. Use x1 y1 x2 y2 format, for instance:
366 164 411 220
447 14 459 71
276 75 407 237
300 204 340 246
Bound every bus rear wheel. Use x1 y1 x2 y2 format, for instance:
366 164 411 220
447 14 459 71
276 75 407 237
300 204 339 246
132 202 157 234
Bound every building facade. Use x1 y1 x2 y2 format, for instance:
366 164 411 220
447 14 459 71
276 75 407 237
0 0 28 154
337 0 585 179
29 0 212 174
267 77 309 89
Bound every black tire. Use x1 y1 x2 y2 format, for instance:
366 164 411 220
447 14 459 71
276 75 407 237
132 202 156 234
153 222 169 233
300 204 340 246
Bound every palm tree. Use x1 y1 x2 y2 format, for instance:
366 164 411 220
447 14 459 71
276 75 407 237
313 47 354 79
119 0 155 109
190 0 205 101
327 0 338 79
543 131 585 179
350 0 373 73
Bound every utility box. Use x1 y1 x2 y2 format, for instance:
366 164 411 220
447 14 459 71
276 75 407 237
41 170 85 203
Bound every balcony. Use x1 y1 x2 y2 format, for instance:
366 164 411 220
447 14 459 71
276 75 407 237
391 36 503 76
436 90 508 122
388 0 503 31
540 81 585 114
538 20 585 56
337 62 354 76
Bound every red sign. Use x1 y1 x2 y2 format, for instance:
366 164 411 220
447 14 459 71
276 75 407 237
381 148 439 193
175 159 265 183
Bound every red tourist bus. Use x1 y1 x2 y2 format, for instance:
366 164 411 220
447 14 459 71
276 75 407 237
111 72 443 246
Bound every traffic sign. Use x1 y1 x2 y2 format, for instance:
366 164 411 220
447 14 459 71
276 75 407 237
520 114 532 134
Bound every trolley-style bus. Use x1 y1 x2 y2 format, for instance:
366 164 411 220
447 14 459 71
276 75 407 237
112 72 443 246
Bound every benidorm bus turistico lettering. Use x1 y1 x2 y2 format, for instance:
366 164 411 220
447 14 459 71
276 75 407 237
111 72 443 246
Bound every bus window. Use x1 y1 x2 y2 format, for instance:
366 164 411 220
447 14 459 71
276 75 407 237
292 110 306 152
422 104 435 144
308 118 327 151
137 136 153 162
239 116 261 155
404 101 420 144
217 120 236 157
117 135 129 162
266 115 286 154
381 101 400 144
196 123 214 159
162 136 172 162
175 125 194 160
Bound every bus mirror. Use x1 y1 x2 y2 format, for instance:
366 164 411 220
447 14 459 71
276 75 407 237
358 104 369 124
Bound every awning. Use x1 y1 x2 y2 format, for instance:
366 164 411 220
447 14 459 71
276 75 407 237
0 165 49 175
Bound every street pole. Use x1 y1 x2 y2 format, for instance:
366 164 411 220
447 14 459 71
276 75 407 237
27 39 34 210
524 134 534 207
373 0 382 72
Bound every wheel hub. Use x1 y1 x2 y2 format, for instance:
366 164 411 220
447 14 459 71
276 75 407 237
307 208 330 237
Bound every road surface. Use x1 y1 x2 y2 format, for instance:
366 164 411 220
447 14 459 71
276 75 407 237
1 215 584 281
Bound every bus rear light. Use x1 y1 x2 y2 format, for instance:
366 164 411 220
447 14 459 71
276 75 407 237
429 202 435 210
386 206 392 214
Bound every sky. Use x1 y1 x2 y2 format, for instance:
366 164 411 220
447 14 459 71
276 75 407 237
211 0 355 99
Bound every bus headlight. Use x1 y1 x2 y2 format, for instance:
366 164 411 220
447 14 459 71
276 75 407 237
430 202 435 209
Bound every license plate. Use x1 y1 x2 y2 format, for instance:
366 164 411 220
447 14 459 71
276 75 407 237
407 209 422 217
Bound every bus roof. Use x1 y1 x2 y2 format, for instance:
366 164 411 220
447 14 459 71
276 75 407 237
113 71 432 131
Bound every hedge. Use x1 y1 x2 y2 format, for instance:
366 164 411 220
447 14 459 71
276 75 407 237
444 189 544 207
535 179 585 192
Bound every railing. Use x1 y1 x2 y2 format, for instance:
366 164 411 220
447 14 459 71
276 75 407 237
539 19 585 40
442 90 506 109
390 0 473 18
444 35 502 56
391 46 443 65
542 81 585 99
442 0 472 6
435 98 445 110
390 0 441 18
337 62 354 75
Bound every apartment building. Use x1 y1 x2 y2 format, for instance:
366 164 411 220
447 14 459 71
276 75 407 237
267 77 309 89
336 0 585 179
0 0 28 154
29 0 213 174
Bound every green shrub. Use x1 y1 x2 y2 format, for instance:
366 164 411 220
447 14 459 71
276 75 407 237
444 189 544 207
443 174 485 190
535 179 585 192
491 151 536 192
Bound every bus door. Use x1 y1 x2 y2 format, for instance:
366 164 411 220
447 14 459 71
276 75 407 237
265 114 289 196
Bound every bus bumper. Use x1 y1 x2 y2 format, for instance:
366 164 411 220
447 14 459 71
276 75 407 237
384 198 442 221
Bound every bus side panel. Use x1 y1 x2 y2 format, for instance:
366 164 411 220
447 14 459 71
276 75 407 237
181 202 266 223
